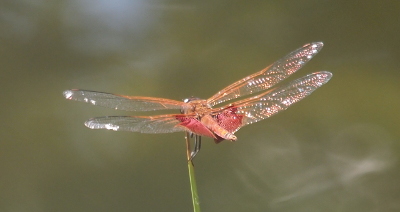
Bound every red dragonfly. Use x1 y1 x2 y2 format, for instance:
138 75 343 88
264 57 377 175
63 42 332 159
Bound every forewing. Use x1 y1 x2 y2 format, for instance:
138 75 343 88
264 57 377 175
84 114 190 133
207 42 324 107
63 89 184 111
231 71 332 131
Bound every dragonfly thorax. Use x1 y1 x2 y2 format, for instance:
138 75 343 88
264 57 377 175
181 98 211 116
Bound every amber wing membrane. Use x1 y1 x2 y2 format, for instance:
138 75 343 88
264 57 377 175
63 89 184 111
84 114 191 133
207 42 324 107
212 71 332 133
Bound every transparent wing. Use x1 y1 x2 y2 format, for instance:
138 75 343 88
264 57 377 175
207 42 324 107
63 89 184 111
84 114 190 133
220 71 332 132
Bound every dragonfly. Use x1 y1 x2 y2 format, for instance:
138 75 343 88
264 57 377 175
63 42 332 160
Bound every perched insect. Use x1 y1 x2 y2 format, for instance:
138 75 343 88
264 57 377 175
63 42 332 160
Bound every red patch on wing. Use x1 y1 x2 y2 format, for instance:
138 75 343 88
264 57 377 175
211 107 243 143
215 106 243 133
176 116 217 139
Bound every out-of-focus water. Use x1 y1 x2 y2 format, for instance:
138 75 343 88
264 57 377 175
1 1 399 211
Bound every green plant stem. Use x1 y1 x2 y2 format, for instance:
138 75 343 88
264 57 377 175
186 133 201 212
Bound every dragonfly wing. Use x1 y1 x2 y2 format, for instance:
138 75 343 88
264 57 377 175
85 114 188 133
63 89 184 111
231 71 332 131
207 42 324 107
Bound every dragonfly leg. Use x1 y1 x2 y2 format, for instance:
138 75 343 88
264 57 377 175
189 135 202 161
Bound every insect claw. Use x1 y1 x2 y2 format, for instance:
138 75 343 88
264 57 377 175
188 135 202 161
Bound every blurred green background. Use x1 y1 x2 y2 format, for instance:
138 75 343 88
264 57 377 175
1 1 400 211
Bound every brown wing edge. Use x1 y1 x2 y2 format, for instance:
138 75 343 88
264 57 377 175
209 71 332 134
207 42 324 107
63 89 185 111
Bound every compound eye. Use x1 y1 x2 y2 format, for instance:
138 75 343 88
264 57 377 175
183 97 200 103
